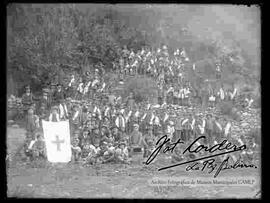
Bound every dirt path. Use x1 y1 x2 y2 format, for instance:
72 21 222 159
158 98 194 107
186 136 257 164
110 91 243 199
7 127 260 199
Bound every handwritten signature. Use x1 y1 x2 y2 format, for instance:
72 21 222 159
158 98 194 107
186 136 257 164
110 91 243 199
145 135 257 177
186 156 257 177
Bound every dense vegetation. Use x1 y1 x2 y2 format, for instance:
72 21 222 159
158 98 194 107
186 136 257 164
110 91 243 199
7 4 260 97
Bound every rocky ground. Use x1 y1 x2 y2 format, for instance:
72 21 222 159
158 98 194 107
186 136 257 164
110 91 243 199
231 108 261 139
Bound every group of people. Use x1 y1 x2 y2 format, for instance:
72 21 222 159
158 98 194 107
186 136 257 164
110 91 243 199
114 45 253 109
20 88 257 166
16 45 258 166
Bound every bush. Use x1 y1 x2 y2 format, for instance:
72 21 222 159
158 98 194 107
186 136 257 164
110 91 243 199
231 109 241 122
123 76 158 103
218 101 234 115
252 96 261 109
245 128 261 144
218 100 241 121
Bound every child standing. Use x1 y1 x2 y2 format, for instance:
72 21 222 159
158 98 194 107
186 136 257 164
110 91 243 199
25 107 40 139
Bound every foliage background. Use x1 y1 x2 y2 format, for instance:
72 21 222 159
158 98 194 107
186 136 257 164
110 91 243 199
7 4 260 98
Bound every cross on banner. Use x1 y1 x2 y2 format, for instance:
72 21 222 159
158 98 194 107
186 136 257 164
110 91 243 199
52 135 65 151
43 120 72 163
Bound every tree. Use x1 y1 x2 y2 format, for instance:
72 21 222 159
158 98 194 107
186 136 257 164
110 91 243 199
8 4 82 88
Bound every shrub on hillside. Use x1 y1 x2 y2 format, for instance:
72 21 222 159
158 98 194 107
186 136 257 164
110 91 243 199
252 96 261 109
123 76 158 103
218 100 241 121
244 127 261 145
218 101 233 115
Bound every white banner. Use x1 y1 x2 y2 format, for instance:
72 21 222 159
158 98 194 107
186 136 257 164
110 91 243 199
42 120 72 163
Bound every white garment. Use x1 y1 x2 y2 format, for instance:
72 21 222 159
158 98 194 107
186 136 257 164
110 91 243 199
68 76 75 87
215 121 223 132
132 60 138 67
83 81 92 94
184 88 190 98
99 82 106 92
246 98 254 108
115 116 126 129
182 118 189 126
120 109 125 115
190 119 195 130
77 83 84 93
72 111 79 121
93 106 101 119
238 138 244 146
59 103 68 119
49 113 60 122
164 113 169 122
141 113 147 121
219 88 225 100
125 111 132 121
229 88 237 99
180 50 187 58
149 113 155 125
154 116 160 126
167 125 175 138
198 119 206 134
167 87 174 93
224 122 231 136
91 79 99 87
209 95 216 101
134 111 140 118
104 107 110 117
147 64 152 71
179 89 185 99
28 140 36 150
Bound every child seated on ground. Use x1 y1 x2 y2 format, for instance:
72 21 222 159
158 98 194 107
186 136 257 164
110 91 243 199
95 141 115 164
81 139 93 159
30 134 46 160
115 141 131 164
83 145 99 165
101 130 115 148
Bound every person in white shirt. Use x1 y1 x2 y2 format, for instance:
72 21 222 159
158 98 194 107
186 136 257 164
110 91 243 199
58 98 69 120
213 116 223 143
179 86 184 106
166 121 175 140
197 116 206 143
115 111 126 131
209 94 216 108
228 86 238 103
76 78 84 100
48 106 60 122
68 74 75 87
183 86 191 106
245 94 254 109
217 85 225 102
223 119 232 138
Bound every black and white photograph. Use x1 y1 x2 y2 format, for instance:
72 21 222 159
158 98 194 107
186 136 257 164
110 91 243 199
6 4 261 199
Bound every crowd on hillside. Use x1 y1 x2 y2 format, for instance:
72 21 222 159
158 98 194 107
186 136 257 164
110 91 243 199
114 45 254 107
8 45 259 166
